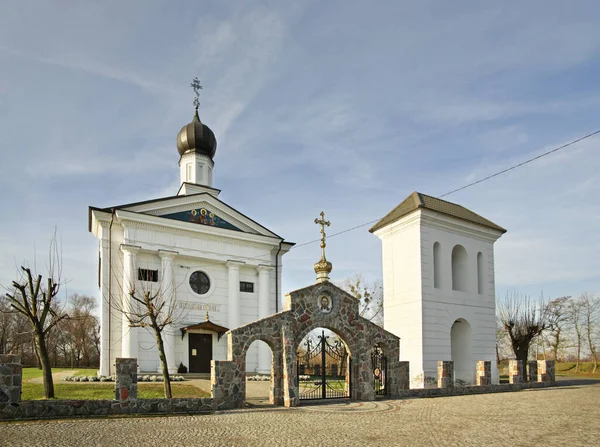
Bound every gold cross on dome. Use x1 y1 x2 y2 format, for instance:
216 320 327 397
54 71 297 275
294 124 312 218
314 211 331 256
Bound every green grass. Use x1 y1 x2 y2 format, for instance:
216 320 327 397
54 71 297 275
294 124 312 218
21 383 210 400
555 362 599 376
70 368 99 377
21 368 77 381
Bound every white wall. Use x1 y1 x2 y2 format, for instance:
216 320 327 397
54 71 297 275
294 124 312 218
96 213 281 374
376 213 424 387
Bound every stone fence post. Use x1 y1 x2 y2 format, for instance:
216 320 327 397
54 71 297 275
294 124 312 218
527 361 537 382
437 361 454 388
537 360 555 382
212 360 244 410
398 361 410 390
508 360 524 384
476 360 491 386
115 358 138 402
0 355 22 404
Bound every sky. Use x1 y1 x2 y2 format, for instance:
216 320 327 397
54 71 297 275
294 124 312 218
0 0 599 305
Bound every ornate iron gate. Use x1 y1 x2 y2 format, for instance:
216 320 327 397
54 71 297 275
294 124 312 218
296 330 350 400
372 346 388 396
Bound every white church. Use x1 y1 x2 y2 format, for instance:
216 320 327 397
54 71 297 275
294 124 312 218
90 102 294 377
90 91 505 386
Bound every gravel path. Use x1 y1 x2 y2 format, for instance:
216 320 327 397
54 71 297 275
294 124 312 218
3 382 599 447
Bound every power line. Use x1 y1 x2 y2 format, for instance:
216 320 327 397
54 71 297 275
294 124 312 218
290 128 600 251
438 129 600 198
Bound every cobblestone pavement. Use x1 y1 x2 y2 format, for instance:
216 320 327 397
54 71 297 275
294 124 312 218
3 383 599 447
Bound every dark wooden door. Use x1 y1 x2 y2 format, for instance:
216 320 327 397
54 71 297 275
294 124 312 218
188 333 213 373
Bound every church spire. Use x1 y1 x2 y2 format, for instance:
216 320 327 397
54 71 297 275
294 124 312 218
176 78 217 190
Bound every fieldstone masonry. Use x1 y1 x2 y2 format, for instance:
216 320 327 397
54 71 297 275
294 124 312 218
211 281 402 407
537 360 555 382
437 361 454 388
398 361 410 390
527 360 538 382
0 354 21 404
476 360 491 386
115 358 138 402
508 360 524 384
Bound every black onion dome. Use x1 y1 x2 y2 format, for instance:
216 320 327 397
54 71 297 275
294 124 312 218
176 110 217 158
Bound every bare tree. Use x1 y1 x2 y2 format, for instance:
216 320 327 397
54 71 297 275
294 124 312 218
61 294 100 367
580 292 599 373
545 296 572 361
567 297 585 372
119 287 177 398
498 293 549 365
339 274 383 327
2 233 67 398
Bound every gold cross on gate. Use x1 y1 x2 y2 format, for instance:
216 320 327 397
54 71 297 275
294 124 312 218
314 211 331 253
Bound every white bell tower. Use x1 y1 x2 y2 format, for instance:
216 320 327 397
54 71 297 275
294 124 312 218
370 192 506 388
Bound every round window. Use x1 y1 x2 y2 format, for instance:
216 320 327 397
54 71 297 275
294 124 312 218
189 271 210 295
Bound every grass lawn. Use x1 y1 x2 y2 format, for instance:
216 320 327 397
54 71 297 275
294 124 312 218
21 382 210 400
22 368 77 381
555 362 600 377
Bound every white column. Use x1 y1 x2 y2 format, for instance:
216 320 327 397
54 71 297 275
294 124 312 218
257 265 274 374
120 244 140 361
226 260 244 329
159 249 178 374
99 227 111 377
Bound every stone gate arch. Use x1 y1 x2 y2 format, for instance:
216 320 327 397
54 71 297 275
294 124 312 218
211 281 401 408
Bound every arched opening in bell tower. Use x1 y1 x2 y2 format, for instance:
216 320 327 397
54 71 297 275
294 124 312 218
451 318 473 385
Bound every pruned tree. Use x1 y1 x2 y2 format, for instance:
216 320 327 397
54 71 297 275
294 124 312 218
121 287 177 398
2 233 67 399
545 296 572 361
339 274 383 327
498 292 549 365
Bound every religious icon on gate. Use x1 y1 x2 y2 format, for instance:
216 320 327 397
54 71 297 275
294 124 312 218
319 294 332 314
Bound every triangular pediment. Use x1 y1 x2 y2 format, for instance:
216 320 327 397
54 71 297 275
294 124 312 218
161 206 242 232
104 193 281 239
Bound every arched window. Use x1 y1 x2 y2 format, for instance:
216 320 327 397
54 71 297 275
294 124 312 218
451 245 468 292
433 242 442 288
477 252 484 295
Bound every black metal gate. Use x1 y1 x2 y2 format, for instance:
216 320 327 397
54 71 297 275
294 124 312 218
372 346 388 396
296 330 350 400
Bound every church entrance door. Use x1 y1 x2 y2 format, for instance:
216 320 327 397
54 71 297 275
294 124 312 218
188 333 212 373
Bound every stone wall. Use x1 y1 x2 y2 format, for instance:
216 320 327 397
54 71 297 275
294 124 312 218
0 398 213 420
0 354 561 421
0 355 214 421
0 354 21 404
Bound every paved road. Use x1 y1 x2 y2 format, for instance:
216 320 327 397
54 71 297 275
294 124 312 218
3 383 599 447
